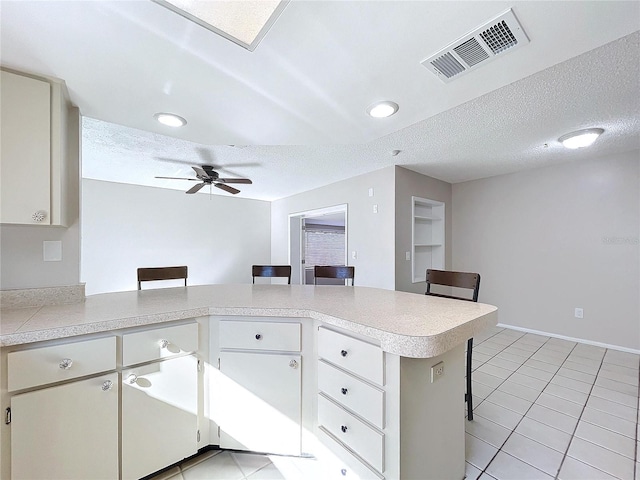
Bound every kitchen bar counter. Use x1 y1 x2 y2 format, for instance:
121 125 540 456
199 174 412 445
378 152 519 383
0 284 497 357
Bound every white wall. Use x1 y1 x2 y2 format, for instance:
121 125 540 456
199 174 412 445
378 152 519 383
271 167 396 290
82 179 271 295
452 150 640 350
394 166 452 294
0 222 81 289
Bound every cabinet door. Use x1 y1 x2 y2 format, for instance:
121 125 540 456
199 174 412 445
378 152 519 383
0 70 51 225
219 351 301 455
10 373 118 480
122 354 198 480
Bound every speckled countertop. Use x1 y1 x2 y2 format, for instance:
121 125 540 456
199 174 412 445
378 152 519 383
0 284 497 358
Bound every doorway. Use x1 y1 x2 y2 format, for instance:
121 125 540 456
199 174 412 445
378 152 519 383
288 205 347 285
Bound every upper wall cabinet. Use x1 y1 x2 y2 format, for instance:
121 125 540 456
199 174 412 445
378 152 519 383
0 69 79 226
411 196 445 283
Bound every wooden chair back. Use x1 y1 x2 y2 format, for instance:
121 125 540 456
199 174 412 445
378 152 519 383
252 265 292 284
425 269 480 302
137 266 188 290
314 265 355 286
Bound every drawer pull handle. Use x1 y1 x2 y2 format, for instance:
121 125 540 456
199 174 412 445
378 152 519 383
341 468 347 476
159 339 169 349
101 380 113 392
59 358 73 370
255 334 262 340
340 425 348 433
340 350 348 357
126 374 138 385
289 359 298 369
341 387 348 395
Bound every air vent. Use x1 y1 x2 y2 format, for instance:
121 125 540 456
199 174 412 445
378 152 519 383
431 52 466 79
422 9 529 83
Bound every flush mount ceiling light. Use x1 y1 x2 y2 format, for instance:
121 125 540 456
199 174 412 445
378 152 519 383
154 112 187 127
152 0 289 51
367 101 399 118
558 128 604 149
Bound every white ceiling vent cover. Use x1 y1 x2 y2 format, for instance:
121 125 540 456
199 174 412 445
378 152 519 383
422 9 529 83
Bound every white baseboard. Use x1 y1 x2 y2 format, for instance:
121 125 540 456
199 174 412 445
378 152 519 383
497 323 640 355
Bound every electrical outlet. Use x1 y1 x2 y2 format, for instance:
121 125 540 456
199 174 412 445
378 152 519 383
574 308 583 319
373 204 378 214
430 361 444 383
351 251 357 260
405 251 411 261
368 188 374 197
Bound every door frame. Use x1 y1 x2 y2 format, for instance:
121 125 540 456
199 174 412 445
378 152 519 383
288 204 348 285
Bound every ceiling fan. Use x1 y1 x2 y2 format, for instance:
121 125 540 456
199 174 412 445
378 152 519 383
156 165 252 195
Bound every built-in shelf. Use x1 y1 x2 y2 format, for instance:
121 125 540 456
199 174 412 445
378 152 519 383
411 196 445 283
414 215 442 222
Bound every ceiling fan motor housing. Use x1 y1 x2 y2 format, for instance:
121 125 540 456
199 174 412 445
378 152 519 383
201 165 219 180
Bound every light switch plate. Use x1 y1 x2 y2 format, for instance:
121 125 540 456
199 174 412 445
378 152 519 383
43 241 62 262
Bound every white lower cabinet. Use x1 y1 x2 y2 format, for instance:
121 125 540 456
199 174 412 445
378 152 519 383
219 350 302 455
122 354 198 480
10 372 119 480
217 319 303 456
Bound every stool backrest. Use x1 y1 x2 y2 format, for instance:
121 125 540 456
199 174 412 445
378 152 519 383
425 269 480 302
314 265 355 286
137 266 188 290
252 265 292 284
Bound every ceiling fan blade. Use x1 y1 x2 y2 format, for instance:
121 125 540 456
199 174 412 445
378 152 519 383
192 166 211 179
218 178 252 184
186 183 206 194
155 176 199 181
215 183 240 195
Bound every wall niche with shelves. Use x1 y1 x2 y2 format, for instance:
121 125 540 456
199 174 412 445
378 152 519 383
411 196 444 283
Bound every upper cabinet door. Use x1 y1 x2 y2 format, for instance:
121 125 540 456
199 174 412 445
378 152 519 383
0 70 51 225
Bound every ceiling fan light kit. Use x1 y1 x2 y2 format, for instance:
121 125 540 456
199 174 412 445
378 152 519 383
558 128 604 149
154 112 187 127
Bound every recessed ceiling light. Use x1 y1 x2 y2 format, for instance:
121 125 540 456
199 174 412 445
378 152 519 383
367 101 399 118
154 112 187 127
558 128 604 149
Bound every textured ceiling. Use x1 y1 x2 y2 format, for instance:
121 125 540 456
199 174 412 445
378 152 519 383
81 32 640 200
2 1 639 200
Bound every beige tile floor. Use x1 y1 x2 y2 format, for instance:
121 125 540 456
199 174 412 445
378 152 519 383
151 326 640 480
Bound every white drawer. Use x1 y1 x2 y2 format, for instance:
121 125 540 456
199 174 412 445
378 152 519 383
122 322 198 367
318 394 384 472
316 426 384 479
318 327 384 386
220 320 301 352
8 336 116 392
318 360 385 429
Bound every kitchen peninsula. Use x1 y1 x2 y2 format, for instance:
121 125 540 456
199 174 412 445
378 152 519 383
0 284 497 480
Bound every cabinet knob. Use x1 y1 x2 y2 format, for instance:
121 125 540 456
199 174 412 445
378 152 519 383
340 349 348 357
101 380 113 392
341 387 348 395
255 334 262 340
126 374 138 385
59 358 73 370
289 359 298 369
32 210 47 222
158 339 169 349
340 425 348 433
